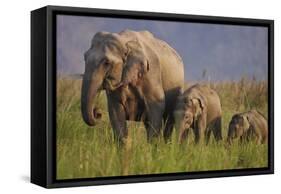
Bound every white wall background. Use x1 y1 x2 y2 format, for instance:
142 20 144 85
0 0 279 193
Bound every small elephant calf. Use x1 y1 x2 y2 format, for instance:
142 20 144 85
227 110 268 144
173 84 222 144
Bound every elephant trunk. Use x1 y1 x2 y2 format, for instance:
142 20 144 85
81 68 105 126
120 70 130 87
178 125 186 143
120 65 139 87
227 125 236 144
178 119 189 143
227 129 234 144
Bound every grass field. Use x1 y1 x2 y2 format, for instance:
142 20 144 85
56 77 268 179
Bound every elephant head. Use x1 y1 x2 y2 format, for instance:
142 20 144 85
174 95 205 143
120 40 150 87
227 114 250 143
81 32 127 126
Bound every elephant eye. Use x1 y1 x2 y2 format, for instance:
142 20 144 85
103 59 111 67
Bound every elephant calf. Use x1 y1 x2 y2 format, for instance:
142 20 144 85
173 84 222 144
227 110 268 144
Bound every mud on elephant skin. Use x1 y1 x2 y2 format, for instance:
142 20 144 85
173 84 222 144
81 29 184 144
227 110 268 144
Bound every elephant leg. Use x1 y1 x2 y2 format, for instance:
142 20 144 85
205 129 212 145
193 121 199 144
261 135 267 144
194 115 207 144
107 96 128 145
144 101 165 142
245 130 252 142
193 128 203 144
144 118 161 142
261 137 267 144
179 128 190 144
239 136 243 144
213 117 223 142
255 135 263 144
192 127 197 143
239 135 247 144
163 114 174 143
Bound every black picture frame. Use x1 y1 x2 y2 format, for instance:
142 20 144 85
31 5 274 188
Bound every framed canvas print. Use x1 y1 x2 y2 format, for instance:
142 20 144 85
31 5 274 188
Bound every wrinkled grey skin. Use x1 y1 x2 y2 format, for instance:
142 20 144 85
81 30 184 143
174 84 222 144
227 110 268 144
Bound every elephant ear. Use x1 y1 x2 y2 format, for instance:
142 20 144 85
242 115 250 132
125 39 141 53
125 39 144 59
191 97 205 117
125 39 150 72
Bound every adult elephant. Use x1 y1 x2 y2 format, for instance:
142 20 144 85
81 30 184 143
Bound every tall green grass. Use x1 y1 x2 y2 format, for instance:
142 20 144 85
56 78 268 179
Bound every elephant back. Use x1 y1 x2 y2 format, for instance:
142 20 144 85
120 30 185 92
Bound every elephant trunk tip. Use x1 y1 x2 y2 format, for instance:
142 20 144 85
93 108 102 119
116 81 129 89
82 107 102 126
116 82 125 88
178 129 186 144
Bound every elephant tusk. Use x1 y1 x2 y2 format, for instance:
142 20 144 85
105 79 126 91
115 82 124 88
